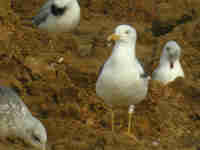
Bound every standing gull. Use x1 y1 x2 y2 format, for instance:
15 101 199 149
152 40 184 84
96 25 150 139
0 86 47 150
32 0 80 32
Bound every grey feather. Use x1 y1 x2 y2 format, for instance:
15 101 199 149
97 63 105 77
0 86 30 116
136 58 150 80
32 0 53 26
140 72 149 79
136 58 145 69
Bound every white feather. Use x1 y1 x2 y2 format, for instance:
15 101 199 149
152 40 184 84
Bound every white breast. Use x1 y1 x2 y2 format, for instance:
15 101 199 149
152 61 184 84
96 59 148 107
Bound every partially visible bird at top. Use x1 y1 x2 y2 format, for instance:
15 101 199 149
152 40 184 84
96 24 150 140
32 0 80 33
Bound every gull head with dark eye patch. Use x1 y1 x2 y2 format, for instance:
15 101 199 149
51 0 78 16
107 24 137 43
163 40 181 69
32 0 80 32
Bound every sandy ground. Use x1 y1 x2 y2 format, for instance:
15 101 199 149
1 0 200 149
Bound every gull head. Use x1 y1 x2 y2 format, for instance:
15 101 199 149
107 24 137 44
162 40 181 69
50 0 79 17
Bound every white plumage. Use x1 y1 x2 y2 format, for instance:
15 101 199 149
96 25 149 107
152 40 184 84
96 24 150 138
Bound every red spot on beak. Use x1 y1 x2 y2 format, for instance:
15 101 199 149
170 62 174 69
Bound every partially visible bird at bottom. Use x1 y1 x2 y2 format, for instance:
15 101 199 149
152 40 184 84
0 86 47 150
96 24 150 141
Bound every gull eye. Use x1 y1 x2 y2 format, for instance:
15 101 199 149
166 46 170 51
51 4 67 16
125 30 130 34
32 134 41 143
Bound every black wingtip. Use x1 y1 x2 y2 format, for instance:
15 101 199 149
97 63 105 77
140 72 151 80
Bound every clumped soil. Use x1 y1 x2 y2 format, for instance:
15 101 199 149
1 0 200 150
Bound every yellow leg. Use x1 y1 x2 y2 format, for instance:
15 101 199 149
111 110 115 132
127 105 138 142
128 112 132 134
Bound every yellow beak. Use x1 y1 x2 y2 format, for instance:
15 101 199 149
107 34 120 41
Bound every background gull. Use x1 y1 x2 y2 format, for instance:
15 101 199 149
32 0 80 32
96 24 150 140
0 86 47 150
152 40 184 84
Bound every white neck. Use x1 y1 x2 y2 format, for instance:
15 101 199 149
109 40 136 66
114 40 136 57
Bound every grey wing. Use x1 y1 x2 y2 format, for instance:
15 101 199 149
136 58 145 74
32 0 53 26
136 58 150 80
97 63 105 78
140 72 149 78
